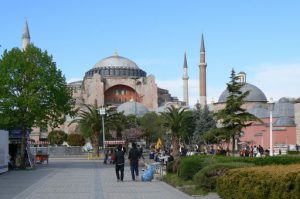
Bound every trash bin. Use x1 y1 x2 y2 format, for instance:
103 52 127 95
149 152 154 159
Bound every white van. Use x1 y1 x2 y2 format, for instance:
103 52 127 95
0 130 9 173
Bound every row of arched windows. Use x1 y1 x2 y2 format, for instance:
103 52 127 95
85 67 146 77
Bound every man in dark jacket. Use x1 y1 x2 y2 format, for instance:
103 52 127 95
128 142 140 181
114 145 125 182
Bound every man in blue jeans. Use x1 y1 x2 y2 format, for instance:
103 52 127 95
114 145 125 182
128 142 141 181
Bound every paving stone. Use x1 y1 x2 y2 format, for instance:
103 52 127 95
0 158 220 199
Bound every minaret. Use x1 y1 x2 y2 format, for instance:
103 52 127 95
22 20 30 50
182 52 189 106
199 34 207 106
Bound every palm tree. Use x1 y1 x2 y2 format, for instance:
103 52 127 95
70 104 101 157
71 105 133 156
161 105 189 158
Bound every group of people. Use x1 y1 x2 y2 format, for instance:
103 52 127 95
112 143 143 182
240 145 265 157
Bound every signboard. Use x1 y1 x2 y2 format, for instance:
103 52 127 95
104 140 125 145
0 130 9 173
99 108 106 115
9 129 30 139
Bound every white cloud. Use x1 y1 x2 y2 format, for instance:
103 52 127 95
156 63 300 107
156 78 223 106
249 64 300 101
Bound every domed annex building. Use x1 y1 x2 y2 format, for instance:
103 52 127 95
214 72 300 153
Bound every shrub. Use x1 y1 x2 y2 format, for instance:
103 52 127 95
67 133 85 146
47 130 67 145
193 162 254 191
163 173 193 187
217 164 300 199
177 156 210 180
166 160 174 173
215 155 300 166
288 151 300 155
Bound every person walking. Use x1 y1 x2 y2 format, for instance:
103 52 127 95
114 145 125 182
138 145 145 160
128 142 140 181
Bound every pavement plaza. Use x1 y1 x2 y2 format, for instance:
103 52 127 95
0 158 219 199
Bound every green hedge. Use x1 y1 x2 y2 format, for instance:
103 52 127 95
193 162 254 191
215 155 300 166
217 164 300 199
67 133 85 146
47 130 67 145
166 160 175 173
288 151 300 155
177 156 211 180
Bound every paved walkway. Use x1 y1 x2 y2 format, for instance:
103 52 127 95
0 158 219 199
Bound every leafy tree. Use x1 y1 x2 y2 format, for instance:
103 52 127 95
105 110 137 139
193 105 216 145
140 112 164 144
122 127 143 142
214 69 261 154
67 133 85 146
0 45 74 168
180 110 196 145
47 130 68 145
161 105 190 158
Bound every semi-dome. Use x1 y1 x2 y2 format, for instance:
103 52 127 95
278 97 289 103
117 101 149 116
218 83 267 103
85 54 147 78
273 102 294 118
274 117 295 126
93 55 139 69
248 104 269 118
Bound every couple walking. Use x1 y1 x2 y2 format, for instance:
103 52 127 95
114 142 142 182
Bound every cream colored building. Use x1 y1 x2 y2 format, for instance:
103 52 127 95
69 54 158 110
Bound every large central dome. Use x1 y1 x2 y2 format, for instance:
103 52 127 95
93 55 139 69
85 54 146 78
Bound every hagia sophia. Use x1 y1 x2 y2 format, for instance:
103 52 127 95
21 21 300 151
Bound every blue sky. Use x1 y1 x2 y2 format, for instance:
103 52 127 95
1 1 300 106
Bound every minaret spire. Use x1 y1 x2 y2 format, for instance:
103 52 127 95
22 19 30 50
182 52 189 106
201 34 205 52
183 52 188 68
199 34 207 107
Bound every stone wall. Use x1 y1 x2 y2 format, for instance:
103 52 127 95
86 73 104 106
141 75 158 109
294 103 300 145
30 146 83 158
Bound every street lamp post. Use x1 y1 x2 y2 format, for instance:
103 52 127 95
99 107 106 150
268 99 275 156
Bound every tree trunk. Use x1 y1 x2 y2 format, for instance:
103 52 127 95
231 135 235 156
92 131 100 157
171 135 180 158
20 128 27 169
